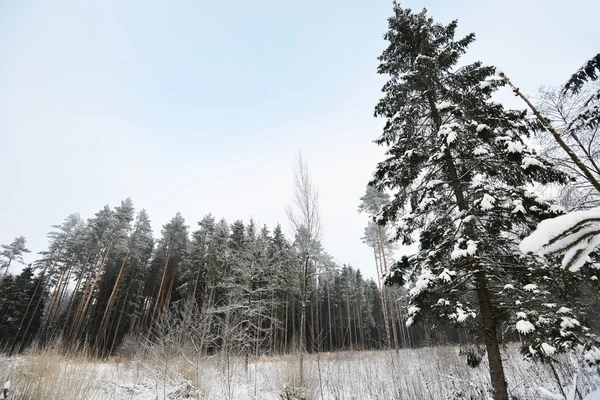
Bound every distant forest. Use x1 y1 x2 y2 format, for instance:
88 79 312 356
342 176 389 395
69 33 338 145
0 194 453 357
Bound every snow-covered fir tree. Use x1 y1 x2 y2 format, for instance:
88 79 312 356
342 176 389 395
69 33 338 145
369 5 597 399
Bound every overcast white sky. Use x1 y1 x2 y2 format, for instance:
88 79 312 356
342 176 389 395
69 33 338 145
1 0 598 280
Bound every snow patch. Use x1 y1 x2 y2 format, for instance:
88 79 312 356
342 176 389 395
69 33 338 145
438 268 456 282
410 270 435 296
512 200 527 214
506 141 524 153
541 343 556 356
583 346 600 365
520 207 600 271
516 320 535 334
560 317 580 329
523 284 538 292
437 100 455 110
447 131 457 144
538 386 564 399
452 308 475 323
451 240 478 260
480 194 496 211
476 124 489 132
473 146 489 156
522 156 544 169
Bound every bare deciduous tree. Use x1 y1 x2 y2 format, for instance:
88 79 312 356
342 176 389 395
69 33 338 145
499 72 600 196
285 151 322 385
535 83 600 209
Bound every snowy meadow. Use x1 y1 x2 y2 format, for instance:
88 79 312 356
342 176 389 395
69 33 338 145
1 346 599 399
2 2 600 400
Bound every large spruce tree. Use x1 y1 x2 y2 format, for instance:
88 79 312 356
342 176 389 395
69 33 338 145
370 5 573 399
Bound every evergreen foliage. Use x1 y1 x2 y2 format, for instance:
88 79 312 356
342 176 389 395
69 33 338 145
0 200 428 356
369 4 596 398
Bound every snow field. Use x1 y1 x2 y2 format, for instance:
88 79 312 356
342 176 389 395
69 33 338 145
1 345 599 399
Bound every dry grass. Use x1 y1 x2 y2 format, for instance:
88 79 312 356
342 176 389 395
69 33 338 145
0 349 95 399
0 345 598 399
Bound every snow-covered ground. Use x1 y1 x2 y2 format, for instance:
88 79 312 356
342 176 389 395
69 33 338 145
1 346 599 399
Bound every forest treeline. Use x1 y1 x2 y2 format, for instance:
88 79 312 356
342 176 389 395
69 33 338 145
0 199 446 357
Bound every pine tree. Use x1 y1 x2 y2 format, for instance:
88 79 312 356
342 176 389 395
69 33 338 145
63 200 135 349
370 5 573 399
35 214 87 344
79 200 134 348
99 208 154 354
179 214 215 303
359 187 397 349
0 236 31 288
147 212 188 328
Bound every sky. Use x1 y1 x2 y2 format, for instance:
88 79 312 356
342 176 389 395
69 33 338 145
0 0 599 280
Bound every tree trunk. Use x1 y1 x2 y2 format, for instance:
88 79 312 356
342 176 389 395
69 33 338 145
192 246 205 299
152 239 173 322
378 222 400 351
47 262 75 342
428 92 509 399
67 248 104 343
300 256 308 353
346 292 353 351
61 249 93 342
72 245 112 344
373 247 392 349
299 255 309 385
98 254 129 352
394 297 407 348
475 268 509 400
327 284 333 352
110 266 136 355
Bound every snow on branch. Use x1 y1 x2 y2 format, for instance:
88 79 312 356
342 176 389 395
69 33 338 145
520 207 600 271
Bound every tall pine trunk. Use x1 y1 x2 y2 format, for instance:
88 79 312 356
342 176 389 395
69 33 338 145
373 247 392 349
152 239 173 323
